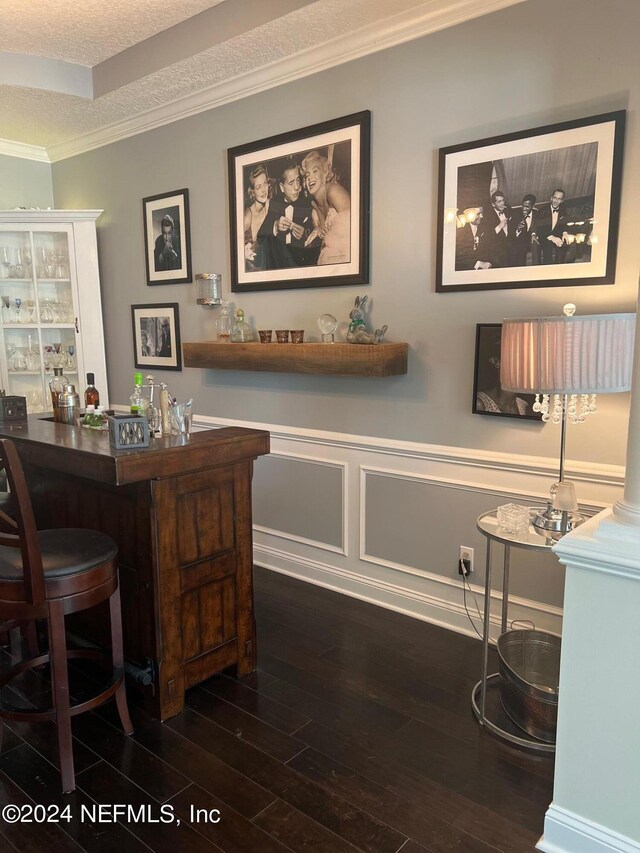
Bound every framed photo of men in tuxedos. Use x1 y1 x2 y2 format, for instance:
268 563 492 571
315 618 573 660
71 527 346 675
436 111 626 292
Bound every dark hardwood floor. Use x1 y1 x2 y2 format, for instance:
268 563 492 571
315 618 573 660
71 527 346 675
0 566 553 852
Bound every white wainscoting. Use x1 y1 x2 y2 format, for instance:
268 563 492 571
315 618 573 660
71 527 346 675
188 412 625 641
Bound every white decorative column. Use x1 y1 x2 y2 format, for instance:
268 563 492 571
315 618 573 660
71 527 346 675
538 293 640 853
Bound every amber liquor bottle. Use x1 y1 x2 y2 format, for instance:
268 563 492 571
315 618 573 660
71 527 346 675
84 373 100 408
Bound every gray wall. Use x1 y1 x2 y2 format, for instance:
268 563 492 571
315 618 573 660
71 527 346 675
51 0 639 470
0 154 53 209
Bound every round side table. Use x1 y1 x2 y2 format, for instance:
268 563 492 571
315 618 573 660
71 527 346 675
472 508 557 753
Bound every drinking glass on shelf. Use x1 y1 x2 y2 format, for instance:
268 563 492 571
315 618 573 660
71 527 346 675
6 342 16 370
24 298 36 323
27 390 44 413
12 348 26 371
54 255 68 279
66 344 76 370
14 297 22 324
40 300 54 323
1 248 10 279
23 246 32 279
14 249 25 279
1 294 11 323
26 335 40 371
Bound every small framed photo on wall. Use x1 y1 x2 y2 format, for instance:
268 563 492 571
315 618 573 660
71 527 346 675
131 303 182 371
142 188 192 285
473 324 541 421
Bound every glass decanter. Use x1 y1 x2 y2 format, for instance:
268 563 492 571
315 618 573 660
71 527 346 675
216 301 234 342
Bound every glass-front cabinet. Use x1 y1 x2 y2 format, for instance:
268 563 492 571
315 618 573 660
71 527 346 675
0 211 108 412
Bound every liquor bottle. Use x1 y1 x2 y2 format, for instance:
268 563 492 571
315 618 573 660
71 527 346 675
129 372 147 416
216 301 233 342
49 366 70 421
144 374 159 432
159 383 172 435
84 372 100 408
230 308 255 342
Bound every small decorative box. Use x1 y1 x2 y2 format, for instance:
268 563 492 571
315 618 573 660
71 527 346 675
0 395 28 423
108 414 149 449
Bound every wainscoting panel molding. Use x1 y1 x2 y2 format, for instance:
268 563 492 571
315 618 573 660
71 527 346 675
161 410 626 640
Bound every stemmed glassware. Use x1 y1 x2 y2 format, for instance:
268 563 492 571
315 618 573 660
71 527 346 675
6 341 16 370
14 297 22 324
66 344 76 370
1 248 10 279
1 294 11 323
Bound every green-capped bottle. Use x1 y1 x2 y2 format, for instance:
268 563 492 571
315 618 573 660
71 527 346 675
130 372 146 415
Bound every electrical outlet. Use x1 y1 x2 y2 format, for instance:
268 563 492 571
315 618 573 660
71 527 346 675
459 545 474 576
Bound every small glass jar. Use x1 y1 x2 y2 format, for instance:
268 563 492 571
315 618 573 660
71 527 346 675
196 273 222 306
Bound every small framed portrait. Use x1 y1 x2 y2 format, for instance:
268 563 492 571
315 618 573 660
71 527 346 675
228 111 371 292
142 188 192 286
473 324 541 421
131 303 182 371
436 111 626 292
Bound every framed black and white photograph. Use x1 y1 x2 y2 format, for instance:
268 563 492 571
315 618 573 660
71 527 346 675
436 111 626 292
228 111 371 293
473 324 541 421
131 303 182 371
142 188 192 286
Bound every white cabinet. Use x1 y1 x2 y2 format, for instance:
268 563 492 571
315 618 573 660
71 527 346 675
0 210 108 412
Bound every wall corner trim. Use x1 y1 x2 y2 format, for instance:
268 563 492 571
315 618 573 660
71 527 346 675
538 804 640 853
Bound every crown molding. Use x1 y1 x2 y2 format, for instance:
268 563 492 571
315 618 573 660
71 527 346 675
0 209 102 221
47 0 525 162
0 137 50 163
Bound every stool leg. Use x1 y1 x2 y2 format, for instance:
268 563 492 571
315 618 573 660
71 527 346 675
109 585 133 736
48 600 75 793
22 620 40 659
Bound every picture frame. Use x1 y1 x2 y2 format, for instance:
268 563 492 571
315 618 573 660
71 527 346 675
472 324 541 421
142 188 192 286
131 303 182 371
228 111 371 292
436 111 626 292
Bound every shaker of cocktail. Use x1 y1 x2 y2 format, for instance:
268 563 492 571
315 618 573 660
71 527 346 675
57 384 80 425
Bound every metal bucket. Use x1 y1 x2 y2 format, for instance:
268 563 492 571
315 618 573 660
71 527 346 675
497 629 561 743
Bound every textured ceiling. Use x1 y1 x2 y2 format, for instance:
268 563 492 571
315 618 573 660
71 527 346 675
4 0 225 64
0 0 521 157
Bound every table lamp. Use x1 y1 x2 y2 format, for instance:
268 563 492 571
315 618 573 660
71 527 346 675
500 303 636 535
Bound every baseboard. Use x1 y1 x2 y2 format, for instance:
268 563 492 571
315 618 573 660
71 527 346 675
538 805 640 853
253 542 561 641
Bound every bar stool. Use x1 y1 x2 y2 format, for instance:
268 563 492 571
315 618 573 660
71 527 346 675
0 438 133 792
0 486 39 655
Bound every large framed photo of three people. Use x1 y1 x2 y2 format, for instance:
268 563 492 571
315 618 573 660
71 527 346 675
142 188 192 286
436 111 625 292
228 111 371 292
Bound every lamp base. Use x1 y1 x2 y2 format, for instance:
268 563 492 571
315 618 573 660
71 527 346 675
533 503 584 536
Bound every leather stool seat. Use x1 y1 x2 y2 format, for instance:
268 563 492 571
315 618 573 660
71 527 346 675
0 529 117 580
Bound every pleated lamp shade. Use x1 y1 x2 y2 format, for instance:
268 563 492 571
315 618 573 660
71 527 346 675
501 311 636 395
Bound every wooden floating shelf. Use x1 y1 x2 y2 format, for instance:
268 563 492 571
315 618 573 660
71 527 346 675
183 341 408 377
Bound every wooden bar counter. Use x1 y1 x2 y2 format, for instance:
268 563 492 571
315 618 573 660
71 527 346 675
0 416 269 720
